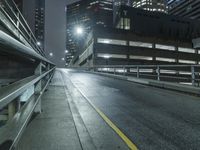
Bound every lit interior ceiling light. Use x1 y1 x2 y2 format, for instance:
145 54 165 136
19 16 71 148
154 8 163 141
103 55 111 59
103 40 110 44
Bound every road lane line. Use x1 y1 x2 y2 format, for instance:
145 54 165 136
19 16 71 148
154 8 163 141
72 81 138 150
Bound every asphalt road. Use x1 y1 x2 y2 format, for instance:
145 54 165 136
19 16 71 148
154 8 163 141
63 69 200 150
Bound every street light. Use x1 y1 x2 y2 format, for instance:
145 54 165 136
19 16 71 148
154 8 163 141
65 50 69 53
76 26 83 35
37 41 41 46
62 58 65 61
49 52 53 57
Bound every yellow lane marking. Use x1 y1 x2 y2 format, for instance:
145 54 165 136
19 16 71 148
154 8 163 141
73 83 138 150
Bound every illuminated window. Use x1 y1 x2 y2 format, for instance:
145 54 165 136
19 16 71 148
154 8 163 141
178 60 196 64
124 18 130 30
117 17 130 30
130 69 153 73
97 38 127 46
129 41 152 48
155 44 175 51
156 57 175 62
97 53 127 59
178 47 195 53
130 55 153 60
160 70 176 74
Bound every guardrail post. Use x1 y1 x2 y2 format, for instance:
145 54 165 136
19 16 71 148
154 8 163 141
34 62 42 113
46 64 50 80
157 66 160 81
123 67 125 76
137 67 139 78
191 66 195 86
8 101 16 120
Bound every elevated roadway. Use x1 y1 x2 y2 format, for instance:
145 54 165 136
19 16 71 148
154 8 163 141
16 69 200 150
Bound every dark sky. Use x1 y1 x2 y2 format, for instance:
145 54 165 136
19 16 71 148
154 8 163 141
45 0 79 67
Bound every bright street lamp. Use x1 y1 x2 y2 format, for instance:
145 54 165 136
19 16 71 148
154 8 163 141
49 52 53 57
76 26 83 35
37 41 41 46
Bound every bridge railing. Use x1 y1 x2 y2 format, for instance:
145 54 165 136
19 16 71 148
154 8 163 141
94 65 200 86
0 0 44 56
72 65 200 87
0 17 55 149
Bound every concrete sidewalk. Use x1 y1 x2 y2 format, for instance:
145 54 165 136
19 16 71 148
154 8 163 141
16 71 83 150
16 70 129 150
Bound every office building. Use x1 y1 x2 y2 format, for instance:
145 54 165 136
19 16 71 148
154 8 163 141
35 0 45 49
114 0 167 13
71 7 200 68
168 0 200 20
14 0 45 50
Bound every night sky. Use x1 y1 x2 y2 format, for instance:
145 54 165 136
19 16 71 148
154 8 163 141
45 0 79 67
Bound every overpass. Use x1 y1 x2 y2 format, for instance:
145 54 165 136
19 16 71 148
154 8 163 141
0 0 200 150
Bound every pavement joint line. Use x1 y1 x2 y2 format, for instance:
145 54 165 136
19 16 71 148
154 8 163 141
65 74 138 150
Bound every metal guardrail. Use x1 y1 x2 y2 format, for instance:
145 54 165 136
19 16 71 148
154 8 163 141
0 30 55 148
0 0 44 56
0 1 55 148
71 65 200 87
0 67 55 150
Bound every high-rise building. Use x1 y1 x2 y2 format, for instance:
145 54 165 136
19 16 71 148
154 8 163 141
168 0 200 20
35 0 45 49
132 0 167 13
14 0 45 50
66 0 113 64
114 0 167 13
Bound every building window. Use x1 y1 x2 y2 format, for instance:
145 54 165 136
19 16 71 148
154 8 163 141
97 38 127 46
160 70 176 74
129 55 153 60
124 18 130 30
155 44 175 51
178 47 195 53
130 69 153 73
156 57 176 62
97 53 127 59
129 41 152 48
117 17 130 30
178 60 196 64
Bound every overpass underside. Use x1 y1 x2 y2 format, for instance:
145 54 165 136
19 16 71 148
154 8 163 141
16 69 200 150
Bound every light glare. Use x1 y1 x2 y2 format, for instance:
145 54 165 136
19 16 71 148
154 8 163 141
76 27 83 34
